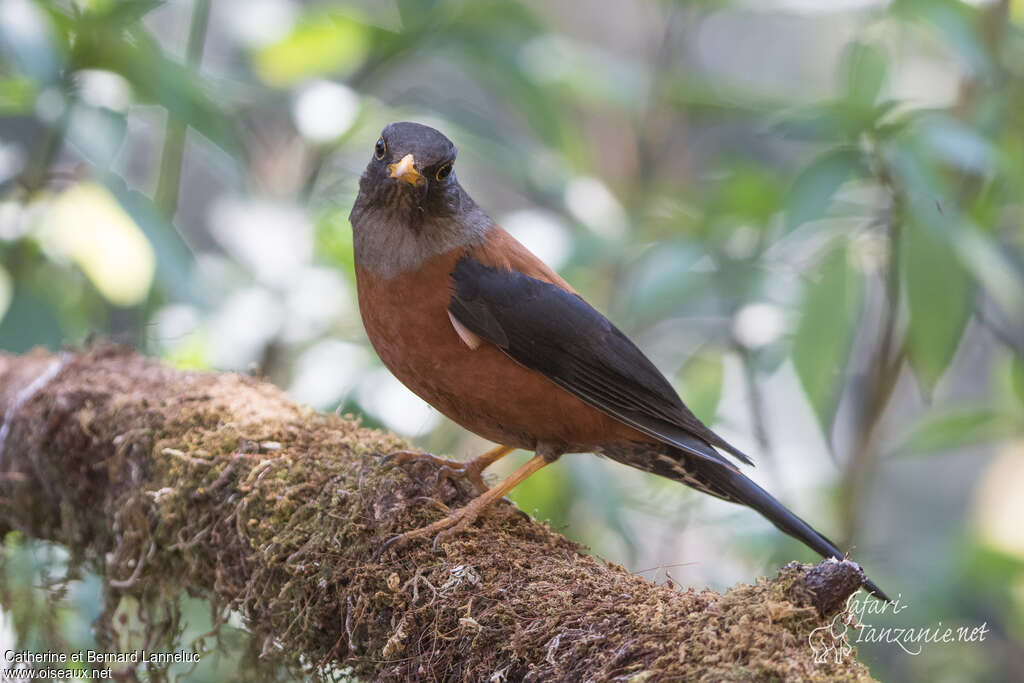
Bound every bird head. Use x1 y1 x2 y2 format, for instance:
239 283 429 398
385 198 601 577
378 121 456 187
349 122 491 277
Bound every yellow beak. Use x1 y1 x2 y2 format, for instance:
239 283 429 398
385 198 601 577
388 153 425 187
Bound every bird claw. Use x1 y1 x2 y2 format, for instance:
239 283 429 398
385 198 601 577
377 501 485 558
375 452 541 559
431 514 475 552
377 533 406 559
379 449 487 493
434 464 488 492
379 449 435 468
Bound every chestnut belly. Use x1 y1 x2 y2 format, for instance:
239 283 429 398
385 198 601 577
376 321 641 451
355 259 648 454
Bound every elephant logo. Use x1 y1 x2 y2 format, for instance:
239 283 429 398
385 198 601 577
809 613 854 664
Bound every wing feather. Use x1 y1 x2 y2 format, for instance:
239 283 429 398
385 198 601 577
448 255 752 468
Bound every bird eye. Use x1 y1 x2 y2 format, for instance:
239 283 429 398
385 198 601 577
374 138 386 160
436 162 453 181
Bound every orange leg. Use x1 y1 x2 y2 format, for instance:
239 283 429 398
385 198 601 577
382 444 514 492
382 454 548 553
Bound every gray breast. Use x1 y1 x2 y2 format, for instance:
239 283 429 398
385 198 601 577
350 192 493 279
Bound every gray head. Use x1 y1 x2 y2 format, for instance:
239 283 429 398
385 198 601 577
349 122 492 278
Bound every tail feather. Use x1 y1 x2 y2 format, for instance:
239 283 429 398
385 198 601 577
618 444 890 601
698 460 889 601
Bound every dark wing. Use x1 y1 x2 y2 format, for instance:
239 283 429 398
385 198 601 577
448 255 752 468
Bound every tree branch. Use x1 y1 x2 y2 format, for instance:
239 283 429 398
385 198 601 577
0 346 874 681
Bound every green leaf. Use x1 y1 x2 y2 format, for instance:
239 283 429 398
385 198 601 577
39 2 236 154
254 12 371 86
951 221 1024 330
785 148 863 233
98 0 166 26
67 24 240 156
792 243 863 434
676 351 724 425
709 165 784 224
891 407 1022 456
842 42 887 107
903 215 973 393
0 77 37 114
887 135 1024 330
100 173 203 306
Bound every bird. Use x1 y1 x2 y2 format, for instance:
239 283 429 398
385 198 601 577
349 121 888 600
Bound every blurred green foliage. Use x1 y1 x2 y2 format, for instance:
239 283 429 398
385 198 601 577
1 0 1023 680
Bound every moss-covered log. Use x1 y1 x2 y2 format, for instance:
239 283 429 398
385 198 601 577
0 346 874 681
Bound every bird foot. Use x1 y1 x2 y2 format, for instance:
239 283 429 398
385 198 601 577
380 449 488 493
376 454 548 559
380 496 488 556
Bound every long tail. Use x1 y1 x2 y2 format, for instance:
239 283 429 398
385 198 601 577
616 444 890 600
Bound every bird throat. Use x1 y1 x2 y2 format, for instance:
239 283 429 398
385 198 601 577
350 187 493 280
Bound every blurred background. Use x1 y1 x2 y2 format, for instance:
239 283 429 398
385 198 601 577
1 0 1022 680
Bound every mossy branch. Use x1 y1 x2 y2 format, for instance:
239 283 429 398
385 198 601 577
0 346 874 681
